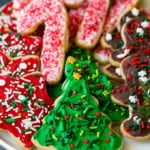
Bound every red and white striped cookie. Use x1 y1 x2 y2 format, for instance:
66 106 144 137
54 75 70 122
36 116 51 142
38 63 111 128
103 0 139 33
60 0 84 8
76 0 109 49
0 51 39 77
94 48 111 65
68 0 89 41
17 0 68 85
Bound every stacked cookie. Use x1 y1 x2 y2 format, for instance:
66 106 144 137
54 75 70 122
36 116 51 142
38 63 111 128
0 0 149 150
99 1 150 141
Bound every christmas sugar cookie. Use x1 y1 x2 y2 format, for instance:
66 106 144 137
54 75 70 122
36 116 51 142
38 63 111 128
0 51 39 77
103 64 123 81
32 77 123 150
111 47 150 139
0 2 17 32
117 8 147 31
0 29 42 57
101 29 124 50
68 0 88 41
109 14 150 67
17 0 68 85
103 0 139 33
65 46 129 123
0 72 54 149
76 0 109 49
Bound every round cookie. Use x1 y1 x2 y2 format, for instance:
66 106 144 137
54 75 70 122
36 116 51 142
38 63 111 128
32 77 123 150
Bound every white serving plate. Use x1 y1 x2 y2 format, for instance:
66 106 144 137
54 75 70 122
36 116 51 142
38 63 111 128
0 0 150 150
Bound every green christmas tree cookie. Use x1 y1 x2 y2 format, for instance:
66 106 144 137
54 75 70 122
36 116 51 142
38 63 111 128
64 45 128 122
32 77 122 150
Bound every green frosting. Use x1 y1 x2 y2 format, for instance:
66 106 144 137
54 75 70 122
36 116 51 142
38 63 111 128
46 45 128 122
65 45 128 122
33 78 122 150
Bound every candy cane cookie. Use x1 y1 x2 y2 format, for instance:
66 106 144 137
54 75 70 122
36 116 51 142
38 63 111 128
17 0 68 85
0 51 39 77
76 0 109 49
32 77 123 150
0 71 54 149
68 0 89 41
0 29 42 57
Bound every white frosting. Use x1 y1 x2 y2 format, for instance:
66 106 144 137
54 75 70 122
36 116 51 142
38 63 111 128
141 21 149 28
115 68 121 76
125 16 132 22
133 116 141 124
138 70 147 77
139 76 148 84
19 62 27 69
117 48 130 58
138 70 148 84
136 28 144 36
18 95 26 100
129 95 138 103
0 79 6 86
105 33 112 41
131 8 139 16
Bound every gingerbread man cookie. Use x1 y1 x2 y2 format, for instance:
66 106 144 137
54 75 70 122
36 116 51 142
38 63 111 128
111 46 150 140
32 77 123 150
16 0 68 85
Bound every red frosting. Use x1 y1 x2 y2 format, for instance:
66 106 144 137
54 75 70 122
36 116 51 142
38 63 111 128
0 2 17 32
0 29 42 57
0 72 54 149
